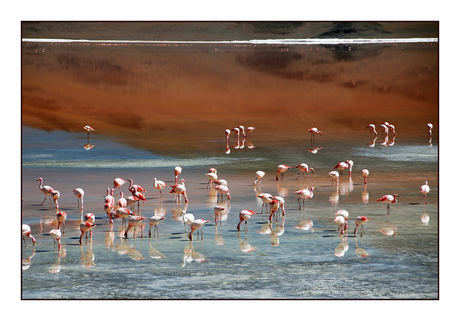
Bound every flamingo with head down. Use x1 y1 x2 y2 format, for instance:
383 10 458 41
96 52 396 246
276 165 292 181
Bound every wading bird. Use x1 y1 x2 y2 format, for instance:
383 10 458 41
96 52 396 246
51 190 60 209
254 170 265 186
105 187 115 206
149 215 165 238
295 163 314 180
421 181 430 204
334 215 346 236
276 164 292 181
118 191 127 208
329 171 340 186
37 177 54 206
113 178 126 197
214 205 226 225
153 178 167 197
124 215 146 238
214 185 231 202
170 179 189 203
128 178 147 195
335 210 349 232
257 193 272 213
22 224 36 246
73 188 85 210
189 219 211 241
307 127 322 141
181 210 195 233
83 125 95 137
174 167 182 184
79 221 97 244
237 210 258 231
367 124 377 137
354 216 370 237
50 228 62 249
56 211 67 233
362 169 369 184
246 127 255 138
377 194 399 215
294 187 316 209
427 123 433 138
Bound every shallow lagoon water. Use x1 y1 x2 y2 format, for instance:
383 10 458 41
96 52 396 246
21 126 438 299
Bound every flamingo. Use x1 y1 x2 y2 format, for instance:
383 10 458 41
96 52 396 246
377 194 399 214
84 212 96 236
79 221 96 244
307 127 322 141
367 124 377 137
427 123 433 138
153 178 167 197
113 178 126 196
276 164 292 181
270 195 286 216
214 185 231 201
51 190 60 209
124 216 146 238
50 228 62 249
295 163 314 180
73 188 85 210
189 219 211 241
22 224 36 246
362 169 369 184
268 199 280 222
127 178 147 195
83 125 95 137
257 193 272 213
149 215 165 238
388 124 396 138
37 177 54 206
238 125 246 139
237 210 258 231
379 122 389 137
105 187 115 206
231 127 240 140
294 187 316 209
174 166 182 184
205 172 218 189
334 216 346 236
246 127 255 138
56 211 67 233
214 205 226 225
169 179 189 203
329 171 339 186
354 216 371 237
335 209 349 231
126 195 141 211
104 203 115 224
115 207 134 229
225 129 231 143
333 161 349 175
181 210 195 233
118 192 127 208
421 181 430 204
213 179 228 187
254 170 265 186
346 160 354 176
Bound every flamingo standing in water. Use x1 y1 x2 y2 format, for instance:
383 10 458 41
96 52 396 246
377 194 399 214
79 221 97 244
268 199 280 222
225 129 231 143
174 167 182 184
362 169 369 184
427 123 433 138
367 124 377 137
254 171 265 186
231 127 240 140
205 172 218 189
214 185 231 202
105 187 115 206
50 228 62 249
153 178 167 197
149 215 165 238
329 171 339 186
127 178 147 195
73 188 85 210
237 210 258 231
276 165 292 181
295 163 314 180
246 127 255 138
257 193 272 214
113 177 126 197
189 219 211 241
270 195 286 216
380 122 389 137
115 207 134 229
294 187 316 209
335 209 349 232
354 216 371 237
214 205 226 225
124 215 146 238
421 181 430 204
118 191 127 208
238 125 246 139
56 211 67 233
388 124 396 138
169 179 189 203
22 224 36 246
83 125 95 138
307 127 322 141
333 161 349 175
51 190 60 209
37 177 54 206
334 216 346 236
181 210 195 233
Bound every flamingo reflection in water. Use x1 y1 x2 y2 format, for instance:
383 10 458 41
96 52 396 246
354 238 370 257
294 220 315 233
181 241 209 266
80 238 96 268
334 236 349 258
268 216 285 247
237 231 258 253
149 237 166 259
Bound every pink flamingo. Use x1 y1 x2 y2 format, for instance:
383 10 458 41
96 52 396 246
105 187 115 206
79 221 96 244
124 215 146 238
388 124 396 138
22 224 36 246
127 178 147 195
367 124 377 137
362 169 369 184
113 178 126 197
118 191 127 208
225 129 231 143
50 228 62 249
379 122 389 137
354 216 371 237
84 213 96 236
334 216 346 236
206 172 218 189
181 210 195 233
254 171 265 186
56 211 67 233
237 210 258 231
169 179 189 203
104 203 115 224
148 215 165 238
335 210 349 231
276 164 292 181
246 127 255 138
174 167 182 184
329 171 339 186
83 125 95 138
295 163 314 179
214 185 231 202
73 188 85 210
268 199 280 222
115 207 134 229
257 193 272 213
238 125 246 139
294 187 316 209
214 205 226 225
377 194 399 215
333 161 349 175
427 123 433 138
153 178 167 197
421 181 430 204
51 190 60 209
307 127 322 141
37 177 54 206
189 219 211 241
231 127 240 140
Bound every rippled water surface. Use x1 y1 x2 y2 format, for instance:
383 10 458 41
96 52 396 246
21 125 438 299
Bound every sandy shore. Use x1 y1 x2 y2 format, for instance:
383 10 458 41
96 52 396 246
21 22 439 153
